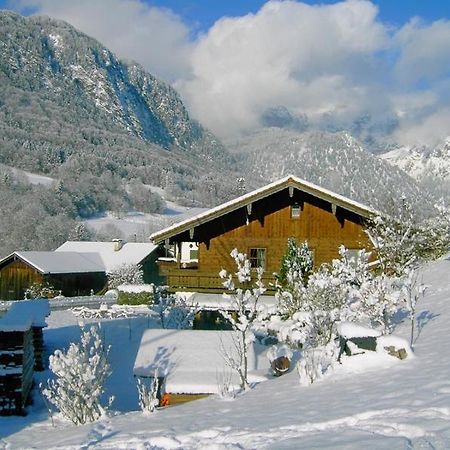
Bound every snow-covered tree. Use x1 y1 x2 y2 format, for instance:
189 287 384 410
153 290 199 329
219 249 266 390
276 239 314 317
41 325 112 425
366 198 450 276
107 263 144 288
269 246 403 347
136 372 159 414
277 238 313 287
401 268 427 347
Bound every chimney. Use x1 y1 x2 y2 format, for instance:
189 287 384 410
112 238 124 252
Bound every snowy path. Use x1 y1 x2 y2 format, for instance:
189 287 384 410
2 257 450 449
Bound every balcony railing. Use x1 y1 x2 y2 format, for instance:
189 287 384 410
158 260 276 294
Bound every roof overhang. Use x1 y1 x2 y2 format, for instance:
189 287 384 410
150 175 377 244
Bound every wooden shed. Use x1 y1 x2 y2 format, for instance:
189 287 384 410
150 175 376 294
133 329 270 405
0 251 106 300
55 241 164 285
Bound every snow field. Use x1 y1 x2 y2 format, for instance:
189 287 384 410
1 256 450 448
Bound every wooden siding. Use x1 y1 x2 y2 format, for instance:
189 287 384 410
0 260 43 301
0 258 107 301
163 199 370 292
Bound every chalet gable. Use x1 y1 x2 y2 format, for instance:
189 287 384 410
150 175 376 246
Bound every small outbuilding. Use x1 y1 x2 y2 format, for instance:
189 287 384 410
55 240 163 285
133 329 270 405
0 251 106 300
0 241 163 300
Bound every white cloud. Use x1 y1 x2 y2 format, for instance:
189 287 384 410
394 18 450 85
178 0 391 137
393 107 450 146
12 0 194 81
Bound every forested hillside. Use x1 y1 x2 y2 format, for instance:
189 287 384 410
0 11 243 256
0 11 239 209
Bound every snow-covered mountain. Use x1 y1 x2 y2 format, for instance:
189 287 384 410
227 128 435 215
381 139 450 182
0 11 234 183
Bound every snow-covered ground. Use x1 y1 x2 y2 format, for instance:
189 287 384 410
83 201 206 238
0 164 55 187
2 256 450 448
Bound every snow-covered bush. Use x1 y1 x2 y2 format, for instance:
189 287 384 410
71 303 150 320
117 284 155 305
153 291 198 329
25 281 58 299
41 325 113 425
268 246 403 348
219 249 266 390
107 263 144 288
216 369 236 400
366 200 450 276
136 373 159 414
297 341 339 386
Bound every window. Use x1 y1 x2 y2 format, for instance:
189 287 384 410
291 203 301 219
189 243 199 260
249 248 266 269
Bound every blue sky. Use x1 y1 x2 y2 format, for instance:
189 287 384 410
3 0 450 32
145 0 450 30
2 0 450 145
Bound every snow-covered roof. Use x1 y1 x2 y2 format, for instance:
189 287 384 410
0 251 105 274
133 329 270 394
55 241 158 272
0 299 50 332
150 174 377 244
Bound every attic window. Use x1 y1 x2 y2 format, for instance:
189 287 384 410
291 203 301 219
249 248 266 270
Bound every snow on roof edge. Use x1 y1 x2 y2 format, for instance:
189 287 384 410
150 174 378 243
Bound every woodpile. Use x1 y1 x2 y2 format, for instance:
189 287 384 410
0 328 34 415
0 299 49 415
32 327 45 371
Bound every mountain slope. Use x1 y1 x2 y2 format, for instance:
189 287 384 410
381 139 450 182
0 11 234 192
227 128 435 215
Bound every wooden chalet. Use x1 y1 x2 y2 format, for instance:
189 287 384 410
150 175 376 294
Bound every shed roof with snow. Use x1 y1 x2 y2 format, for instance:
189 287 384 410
0 299 50 332
133 329 270 394
55 241 158 272
0 251 105 274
